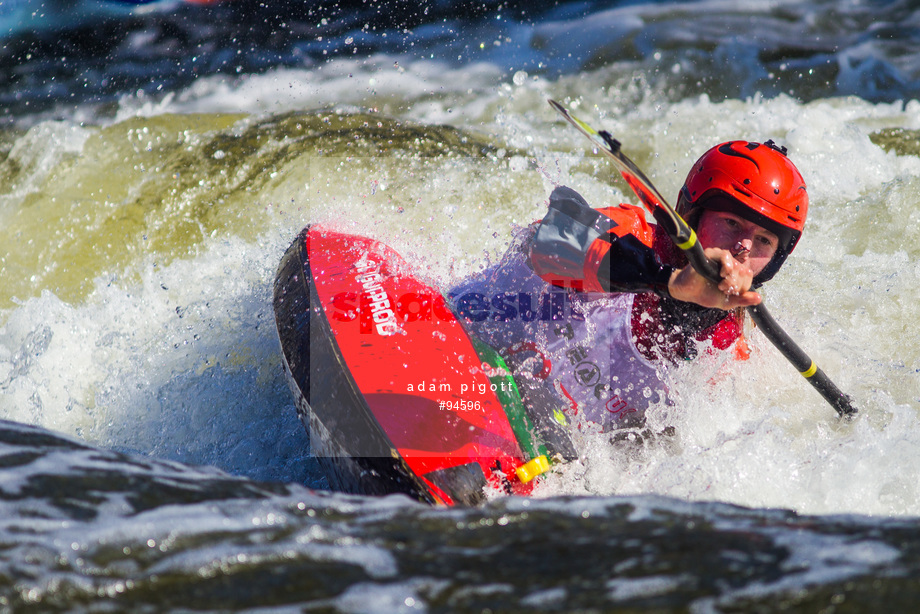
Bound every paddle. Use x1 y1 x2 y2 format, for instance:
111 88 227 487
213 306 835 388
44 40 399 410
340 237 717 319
548 99 857 418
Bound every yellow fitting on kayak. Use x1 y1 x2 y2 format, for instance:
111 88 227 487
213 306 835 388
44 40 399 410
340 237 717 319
676 229 698 251
800 361 817 378
516 455 551 483
552 408 567 426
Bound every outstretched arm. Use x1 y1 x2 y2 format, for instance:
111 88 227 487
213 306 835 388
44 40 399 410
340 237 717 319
529 186 674 296
529 186 761 310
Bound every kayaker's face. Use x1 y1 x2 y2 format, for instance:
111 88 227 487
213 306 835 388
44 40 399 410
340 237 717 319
697 209 779 276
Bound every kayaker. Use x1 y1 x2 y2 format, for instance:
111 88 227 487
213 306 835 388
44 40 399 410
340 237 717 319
450 139 808 435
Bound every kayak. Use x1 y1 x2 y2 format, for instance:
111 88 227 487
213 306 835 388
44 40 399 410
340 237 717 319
272 225 563 505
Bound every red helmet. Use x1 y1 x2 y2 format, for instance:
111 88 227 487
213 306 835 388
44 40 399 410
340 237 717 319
676 140 808 284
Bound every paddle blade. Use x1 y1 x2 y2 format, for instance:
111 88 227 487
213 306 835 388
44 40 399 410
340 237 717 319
548 100 693 243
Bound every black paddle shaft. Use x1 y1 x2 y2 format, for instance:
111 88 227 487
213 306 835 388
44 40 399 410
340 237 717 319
681 234 858 418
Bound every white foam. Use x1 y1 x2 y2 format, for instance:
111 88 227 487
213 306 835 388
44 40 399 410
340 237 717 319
335 579 437 614
0 232 310 483
114 58 506 123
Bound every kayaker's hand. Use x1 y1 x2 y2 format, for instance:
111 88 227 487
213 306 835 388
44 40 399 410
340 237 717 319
667 248 761 309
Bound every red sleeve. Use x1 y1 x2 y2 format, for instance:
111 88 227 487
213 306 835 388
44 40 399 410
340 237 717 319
699 311 750 360
631 294 748 362
529 187 675 296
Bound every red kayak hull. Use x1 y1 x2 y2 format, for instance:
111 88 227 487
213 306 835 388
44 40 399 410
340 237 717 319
273 225 535 505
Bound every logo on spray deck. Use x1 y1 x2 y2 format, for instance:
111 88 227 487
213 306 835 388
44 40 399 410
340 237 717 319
352 254 401 336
